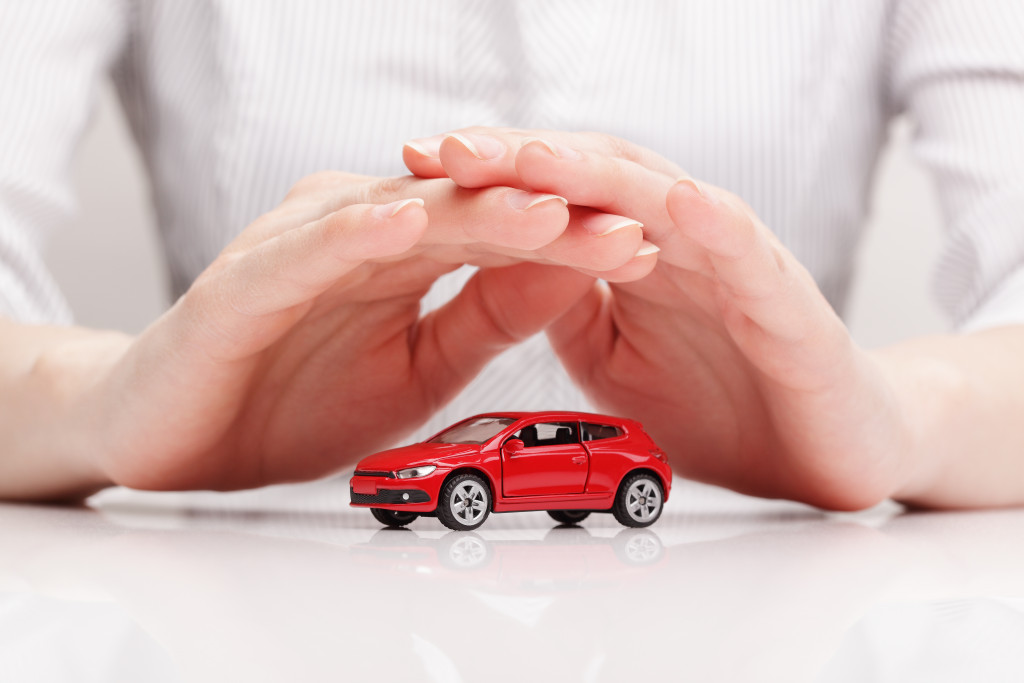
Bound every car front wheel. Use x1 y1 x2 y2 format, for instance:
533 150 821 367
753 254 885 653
612 473 664 528
437 473 491 531
371 508 419 527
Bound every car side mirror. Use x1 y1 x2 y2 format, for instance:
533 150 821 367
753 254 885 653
502 439 525 458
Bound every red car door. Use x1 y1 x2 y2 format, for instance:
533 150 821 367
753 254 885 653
501 421 589 496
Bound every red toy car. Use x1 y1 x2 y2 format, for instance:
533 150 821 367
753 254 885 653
350 411 672 531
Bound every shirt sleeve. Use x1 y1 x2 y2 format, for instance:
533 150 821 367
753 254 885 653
885 0 1024 332
0 1 127 324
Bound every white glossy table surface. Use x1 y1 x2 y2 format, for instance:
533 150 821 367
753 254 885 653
3 477 1024 682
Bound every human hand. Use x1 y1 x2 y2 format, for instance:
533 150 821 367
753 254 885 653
403 129 910 509
61 171 658 492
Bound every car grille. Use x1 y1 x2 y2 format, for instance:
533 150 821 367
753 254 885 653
350 488 431 505
353 470 395 479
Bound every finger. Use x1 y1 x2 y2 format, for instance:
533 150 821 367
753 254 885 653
224 170 376 253
403 127 684 186
179 199 428 362
544 282 612 392
318 175 574 254
445 218 659 280
514 139 710 273
509 208 645 273
229 171 571 257
401 134 447 178
412 262 595 400
404 130 519 186
357 178 660 279
413 183 570 252
570 241 661 282
665 180 850 388
434 132 523 189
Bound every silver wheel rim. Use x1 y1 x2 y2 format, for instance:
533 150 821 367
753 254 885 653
623 533 661 563
448 536 488 567
450 480 488 526
625 479 661 523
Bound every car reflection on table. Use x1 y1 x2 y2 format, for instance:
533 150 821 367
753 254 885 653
350 525 665 587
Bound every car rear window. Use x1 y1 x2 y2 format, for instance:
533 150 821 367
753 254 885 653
581 422 623 441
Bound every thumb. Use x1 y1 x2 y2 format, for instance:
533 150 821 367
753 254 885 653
411 263 594 400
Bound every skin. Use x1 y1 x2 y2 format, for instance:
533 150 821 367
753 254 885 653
5 132 1024 510
403 128 1024 510
0 171 658 501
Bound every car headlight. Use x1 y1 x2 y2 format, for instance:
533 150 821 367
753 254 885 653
396 465 437 479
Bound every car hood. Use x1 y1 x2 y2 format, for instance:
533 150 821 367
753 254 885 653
355 443 481 472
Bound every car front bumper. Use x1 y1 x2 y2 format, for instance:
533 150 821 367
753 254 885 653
350 488 431 505
349 470 447 512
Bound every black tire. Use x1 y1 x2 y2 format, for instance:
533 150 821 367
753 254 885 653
612 472 664 528
371 508 419 527
437 473 491 531
547 510 591 525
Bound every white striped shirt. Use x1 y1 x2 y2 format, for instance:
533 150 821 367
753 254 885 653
2 1 1024 439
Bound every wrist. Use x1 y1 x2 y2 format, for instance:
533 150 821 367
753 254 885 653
870 338 972 505
6 328 133 500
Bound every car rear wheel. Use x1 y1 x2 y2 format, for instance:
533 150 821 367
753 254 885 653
437 473 491 531
612 473 664 528
547 510 591 525
371 508 419 527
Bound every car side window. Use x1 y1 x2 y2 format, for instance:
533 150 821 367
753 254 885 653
512 422 579 447
581 422 623 441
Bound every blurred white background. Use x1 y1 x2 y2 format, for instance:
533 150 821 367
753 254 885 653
45 84 948 347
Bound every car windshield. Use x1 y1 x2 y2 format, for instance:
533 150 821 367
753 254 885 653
427 417 517 445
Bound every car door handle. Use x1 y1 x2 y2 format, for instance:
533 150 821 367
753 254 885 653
571 456 586 465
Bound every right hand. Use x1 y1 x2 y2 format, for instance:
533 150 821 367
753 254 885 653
59 171 657 492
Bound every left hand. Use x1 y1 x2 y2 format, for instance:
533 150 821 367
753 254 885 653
402 128 913 509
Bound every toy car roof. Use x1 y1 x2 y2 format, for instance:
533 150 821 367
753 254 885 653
455 411 641 426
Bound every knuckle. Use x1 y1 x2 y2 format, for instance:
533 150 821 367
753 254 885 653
362 175 410 204
587 131 637 161
286 171 342 198
285 170 365 205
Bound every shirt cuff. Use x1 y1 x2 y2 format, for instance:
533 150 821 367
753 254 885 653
957 263 1024 333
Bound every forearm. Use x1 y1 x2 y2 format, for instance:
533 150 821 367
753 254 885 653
0 318 126 501
876 325 1024 508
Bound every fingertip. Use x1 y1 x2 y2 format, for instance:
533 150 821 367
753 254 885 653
674 176 708 200
373 197 425 219
442 132 506 161
619 240 661 280
582 240 660 282
634 240 660 258
461 189 569 252
357 198 428 256
666 177 731 250
438 133 525 190
507 191 569 211
403 142 447 178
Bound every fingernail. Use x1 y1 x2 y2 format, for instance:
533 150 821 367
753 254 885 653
445 133 505 160
594 218 643 237
373 197 424 219
508 191 569 211
404 135 444 159
634 242 660 257
521 137 580 160
675 176 707 199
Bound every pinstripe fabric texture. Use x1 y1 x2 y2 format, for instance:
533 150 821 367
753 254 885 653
3 1 1024 440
